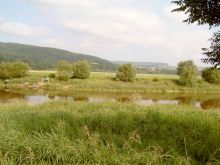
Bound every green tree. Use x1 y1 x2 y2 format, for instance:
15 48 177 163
177 60 198 86
72 61 90 79
57 61 72 81
57 61 72 72
57 72 70 81
116 63 136 82
10 62 29 78
172 0 220 67
0 62 29 79
202 32 220 67
202 67 220 84
0 62 10 79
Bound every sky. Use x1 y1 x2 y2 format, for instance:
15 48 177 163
0 0 215 66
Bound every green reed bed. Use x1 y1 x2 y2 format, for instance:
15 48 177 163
0 101 220 164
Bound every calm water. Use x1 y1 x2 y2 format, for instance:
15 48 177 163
0 90 220 110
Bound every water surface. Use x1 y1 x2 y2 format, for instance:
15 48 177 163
0 90 220 110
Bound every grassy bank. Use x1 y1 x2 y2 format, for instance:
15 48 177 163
0 71 220 94
0 101 220 164
4 71 220 94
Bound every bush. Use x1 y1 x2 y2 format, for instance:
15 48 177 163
202 67 220 84
48 73 56 78
57 72 69 81
57 61 72 81
177 60 198 86
116 63 136 82
10 62 29 78
153 78 160 82
72 61 90 79
0 63 9 79
0 62 29 79
57 61 72 72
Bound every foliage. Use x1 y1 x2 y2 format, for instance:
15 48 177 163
57 60 72 72
0 101 220 164
72 60 90 79
202 31 220 67
57 72 70 81
177 60 198 86
0 42 117 71
172 0 220 67
116 63 136 82
172 0 220 28
56 61 72 81
0 62 29 79
202 67 220 84
48 73 56 78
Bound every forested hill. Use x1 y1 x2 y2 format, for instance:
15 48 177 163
0 42 117 71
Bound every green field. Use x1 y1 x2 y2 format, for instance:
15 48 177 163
4 70 220 94
29 70 178 79
0 101 219 164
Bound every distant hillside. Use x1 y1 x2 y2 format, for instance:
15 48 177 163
112 61 169 68
0 42 117 71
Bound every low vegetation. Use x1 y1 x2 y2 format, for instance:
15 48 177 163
202 67 220 84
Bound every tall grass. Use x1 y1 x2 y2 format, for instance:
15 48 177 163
0 101 219 164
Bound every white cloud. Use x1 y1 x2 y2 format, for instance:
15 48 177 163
0 21 49 37
26 0 134 7
17 0 213 66
35 0 165 47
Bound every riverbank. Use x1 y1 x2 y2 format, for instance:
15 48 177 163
2 71 220 94
0 101 219 164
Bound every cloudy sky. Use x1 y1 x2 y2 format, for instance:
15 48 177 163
0 0 215 66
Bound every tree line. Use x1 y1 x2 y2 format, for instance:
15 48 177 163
0 60 220 86
115 61 220 86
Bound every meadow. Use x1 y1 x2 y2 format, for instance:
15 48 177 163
0 100 220 164
5 71 220 94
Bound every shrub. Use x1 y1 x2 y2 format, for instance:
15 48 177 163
0 63 9 79
48 73 56 78
177 60 198 86
72 61 90 79
153 78 160 82
57 61 72 72
116 63 136 82
10 62 29 78
57 72 69 81
202 67 220 84
57 61 72 81
0 62 29 79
